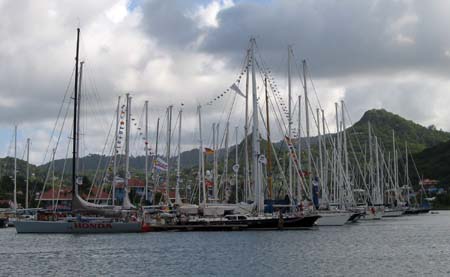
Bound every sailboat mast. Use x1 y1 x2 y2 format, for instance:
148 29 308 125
112 96 121 205
303 60 312 205
124 93 132 207
405 142 410 206
235 126 239 204
72 28 80 207
375 136 380 204
153 117 160 204
51 148 56 210
368 122 373 204
287 46 293 202
212 123 217 201
144 100 149 202
250 38 262 214
224 122 230 201
244 49 250 201
197 105 206 204
265 77 273 200
297 95 302 202
175 107 182 205
341 101 349 185
166 105 173 203
322 109 328 203
14 125 17 210
317 108 323 194
25 138 30 209
334 102 340 204
76 61 84 173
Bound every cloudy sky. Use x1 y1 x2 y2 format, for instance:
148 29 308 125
1 0 450 164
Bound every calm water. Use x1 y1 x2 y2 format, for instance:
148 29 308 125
1 212 450 277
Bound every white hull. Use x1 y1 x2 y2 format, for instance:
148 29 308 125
382 209 404 217
15 220 142 234
316 212 352 226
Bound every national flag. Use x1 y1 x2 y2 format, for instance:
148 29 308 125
154 157 168 171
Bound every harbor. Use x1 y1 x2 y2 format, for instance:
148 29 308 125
1 0 450 276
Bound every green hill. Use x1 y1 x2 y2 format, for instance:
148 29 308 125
411 140 450 184
349 109 450 154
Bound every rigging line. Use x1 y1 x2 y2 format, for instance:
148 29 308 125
87 107 116 200
217 93 238 151
409 150 428 198
85 63 110 128
290 49 305 89
343 102 372 174
95 137 116 204
37 95 72 207
54 131 72 211
169 107 180 158
20 139 27 161
37 120 73 209
258 105 296 198
271 94 314 197
42 66 75 165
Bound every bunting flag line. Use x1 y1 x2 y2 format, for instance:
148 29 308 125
230 83 245 98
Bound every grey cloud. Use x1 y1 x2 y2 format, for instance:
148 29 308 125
140 0 201 47
199 0 450 78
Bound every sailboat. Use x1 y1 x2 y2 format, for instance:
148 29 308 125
144 38 320 231
15 28 142 234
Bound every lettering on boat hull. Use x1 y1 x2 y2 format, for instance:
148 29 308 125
73 223 113 229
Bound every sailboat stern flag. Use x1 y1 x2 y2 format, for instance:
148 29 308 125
154 158 168 171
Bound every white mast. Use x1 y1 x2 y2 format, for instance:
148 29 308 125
321 109 328 200
25 138 30 209
152 117 160 204
212 123 217 201
175 107 182 205
76 61 84 173
405 142 410 206
144 100 149 202
234 126 239 204
341 100 349 186
368 122 373 205
51 148 56 210
250 38 263 214
303 60 312 205
112 96 121 206
287 46 293 202
166 105 173 203
392 130 399 200
197 105 207 204
316 108 323 195
375 136 380 205
335 102 340 205
123 93 134 209
297 95 302 202
13 125 17 211
244 49 250 202
224 121 230 202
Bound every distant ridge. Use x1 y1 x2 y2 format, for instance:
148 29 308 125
3 108 448 176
